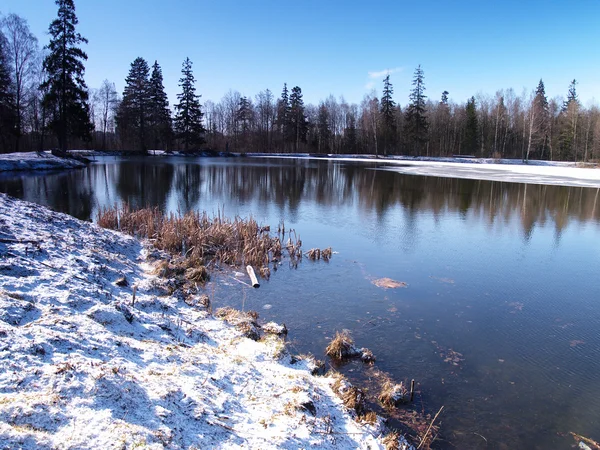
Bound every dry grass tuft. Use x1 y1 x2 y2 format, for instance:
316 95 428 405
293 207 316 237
325 330 357 360
330 373 366 416
358 410 378 425
215 307 261 340
184 266 209 283
382 431 401 450
378 380 409 408
306 247 334 261
236 321 260 341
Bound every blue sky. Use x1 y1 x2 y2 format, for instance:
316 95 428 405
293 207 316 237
2 0 599 108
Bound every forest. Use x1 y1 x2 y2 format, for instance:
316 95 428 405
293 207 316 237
1 1 599 162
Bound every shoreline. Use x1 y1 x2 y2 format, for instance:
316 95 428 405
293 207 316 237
0 152 86 172
2 150 599 188
0 193 411 449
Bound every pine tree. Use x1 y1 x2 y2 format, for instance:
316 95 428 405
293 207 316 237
148 60 172 151
41 0 93 151
464 96 478 154
289 86 307 152
404 65 429 156
116 57 150 152
379 74 396 155
173 57 205 152
0 30 16 153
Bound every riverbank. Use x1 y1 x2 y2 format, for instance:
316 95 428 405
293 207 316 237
252 154 600 188
0 152 86 171
4 149 599 188
0 194 411 449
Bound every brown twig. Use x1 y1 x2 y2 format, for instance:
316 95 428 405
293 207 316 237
417 405 444 449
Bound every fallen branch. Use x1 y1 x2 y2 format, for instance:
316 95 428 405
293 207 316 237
417 405 444 449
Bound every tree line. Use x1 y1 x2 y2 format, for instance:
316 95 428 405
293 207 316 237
1 0 599 161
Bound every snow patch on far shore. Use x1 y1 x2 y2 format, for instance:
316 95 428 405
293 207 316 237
0 194 396 449
0 152 85 171
252 154 600 188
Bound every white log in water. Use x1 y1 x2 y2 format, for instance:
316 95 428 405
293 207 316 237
246 265 260 288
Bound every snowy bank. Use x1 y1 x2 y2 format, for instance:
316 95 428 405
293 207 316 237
0 194 407 449
252 154 600 188
0 152 86 171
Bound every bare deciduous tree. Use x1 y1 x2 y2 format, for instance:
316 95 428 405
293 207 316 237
1 13 38 152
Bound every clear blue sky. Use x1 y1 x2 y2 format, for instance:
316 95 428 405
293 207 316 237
2 0 599 108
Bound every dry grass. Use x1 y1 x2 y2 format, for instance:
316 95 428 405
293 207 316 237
331 374 367 416
325 330 358 360
97 205 301 279
358 410 378 425
378 380 408 408
382 431 403 450
215 307 261 340
371 278 408 289
306 247 333 261
184 266 209 283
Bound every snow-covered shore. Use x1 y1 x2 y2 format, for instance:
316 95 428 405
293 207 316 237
253 154 600 188
0 194 404 449
0 152 85 171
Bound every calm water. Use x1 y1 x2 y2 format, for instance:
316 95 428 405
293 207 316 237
2 156 600 449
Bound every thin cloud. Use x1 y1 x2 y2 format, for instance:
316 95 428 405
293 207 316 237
368 67 403 79
364 81 375 90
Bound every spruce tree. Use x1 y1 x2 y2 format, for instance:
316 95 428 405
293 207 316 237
0 31 16 153
173 57 205 152
116 57 150 152
464 96 478 155
527 79 549 160
236 96 253 150
289 86 307 152
404 65 429 156
148 60 172 151
276 83 291 147
379 74 396 155
41 0 93 151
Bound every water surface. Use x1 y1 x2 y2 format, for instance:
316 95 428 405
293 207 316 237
2 156 599 449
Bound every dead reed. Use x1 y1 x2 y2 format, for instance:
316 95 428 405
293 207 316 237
331 374 367 416
325 330 357 360
325 330 375 363
378 380 409 408
96 204 303 279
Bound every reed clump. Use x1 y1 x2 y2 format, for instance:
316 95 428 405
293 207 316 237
379 380 409 408
325 330 375 363
96 205 303 278
326 330 356 360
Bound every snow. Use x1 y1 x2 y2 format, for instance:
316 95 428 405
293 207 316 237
0 152 85 171
0 193 405 449
253 154 600 188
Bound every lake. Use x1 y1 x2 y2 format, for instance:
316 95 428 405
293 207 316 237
2 156 599 449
